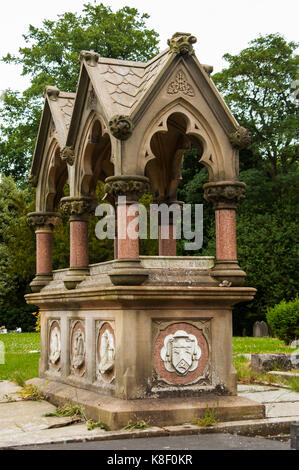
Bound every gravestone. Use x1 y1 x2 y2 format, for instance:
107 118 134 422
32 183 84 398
253 321 269 337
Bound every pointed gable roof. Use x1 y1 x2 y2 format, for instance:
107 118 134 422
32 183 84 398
65 33 241 153
28 86 75 186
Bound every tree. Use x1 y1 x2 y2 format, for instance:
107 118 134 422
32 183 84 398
0 2 159 184
213 34 299 177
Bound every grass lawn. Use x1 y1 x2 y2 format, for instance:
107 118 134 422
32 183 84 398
232 336 294 355
0 334 298 390
0 333 40 382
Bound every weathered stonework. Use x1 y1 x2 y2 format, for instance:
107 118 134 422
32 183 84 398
48 320 61 372
229 126 251 149
27 212 62 229
167 70 195 97
79 50 99 67
104 176 151 202
108 115 133 141
97 322 116 383
60 197 97 220
70 320 86 377
25 31 259 427
61 146 75 166
167 32 197 55
203 181 246 209
153 322 210 387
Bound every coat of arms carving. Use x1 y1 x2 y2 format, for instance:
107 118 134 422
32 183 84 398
160 329 201 376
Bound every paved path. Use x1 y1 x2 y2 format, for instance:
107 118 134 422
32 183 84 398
0 381 298 450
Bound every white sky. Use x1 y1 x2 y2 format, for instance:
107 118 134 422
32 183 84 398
0 0 298 93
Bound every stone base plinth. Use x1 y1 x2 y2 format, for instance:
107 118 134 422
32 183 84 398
29 378 265 431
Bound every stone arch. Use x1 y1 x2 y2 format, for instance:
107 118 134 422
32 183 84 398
140 101 224 202
74 112 114 198
37 139 68 212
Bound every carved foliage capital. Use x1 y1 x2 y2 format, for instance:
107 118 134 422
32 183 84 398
61 146 75 166
229 126 251 149
27 212 62 229
203 182 246 208
109 115 133 141
167 32 197 56
104 176 151 202
60 197 97 218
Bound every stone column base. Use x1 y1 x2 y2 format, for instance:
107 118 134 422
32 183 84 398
211 261 246 287
109 259 149 286
30 274 53 293
28 378 265 431
63 268 90 290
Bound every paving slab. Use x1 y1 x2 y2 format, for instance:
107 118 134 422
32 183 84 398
241 389 299 404
0 400 81 444
237 384 279 393
0 381 22 403
265 402 299 418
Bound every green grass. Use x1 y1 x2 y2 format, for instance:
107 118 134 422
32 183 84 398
233 337 294 355
0 333 40 382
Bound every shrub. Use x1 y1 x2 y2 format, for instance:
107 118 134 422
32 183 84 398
266 297 299 344
0 303 37 332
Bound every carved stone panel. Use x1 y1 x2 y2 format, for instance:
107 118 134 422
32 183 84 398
153 322 209 386
70 321 86 377
96 322 116 383
48 320 61 372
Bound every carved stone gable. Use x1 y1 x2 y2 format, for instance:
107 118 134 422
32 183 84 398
167 70 195 97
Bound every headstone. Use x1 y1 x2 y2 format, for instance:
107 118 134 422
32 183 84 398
253 321 269 337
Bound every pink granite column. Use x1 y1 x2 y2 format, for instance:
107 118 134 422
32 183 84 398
215 208 237 262
36 227 53 274
70 219 89 268
27 212 62 292
159 222 177 256
117 202 139 259
203 181 246 286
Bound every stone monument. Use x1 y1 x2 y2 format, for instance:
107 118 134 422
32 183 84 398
25 33 264 429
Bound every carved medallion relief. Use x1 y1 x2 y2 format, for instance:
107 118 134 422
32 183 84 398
153 322 209 385
48 320 61 371
70 321 86 376
96 322 116 383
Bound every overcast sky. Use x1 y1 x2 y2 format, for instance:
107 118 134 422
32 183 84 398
0 0 298 93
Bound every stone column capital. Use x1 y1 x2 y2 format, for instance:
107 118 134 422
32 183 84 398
60 196 97 221
27 212 62 230
203 181 246 209
104 176 151 204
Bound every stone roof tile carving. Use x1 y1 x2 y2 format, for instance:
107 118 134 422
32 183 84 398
85 50 170 117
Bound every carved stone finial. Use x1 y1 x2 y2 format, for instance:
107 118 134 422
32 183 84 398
60 197 97 219
61 146 75 166
27 212 62 229
44 86 60 101
28 173 38 187
108 115 133 141
167 32 197 56
203 181 246 209
229 126 251 149
79 50 99 67
202 64 214 76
